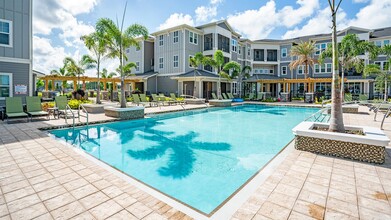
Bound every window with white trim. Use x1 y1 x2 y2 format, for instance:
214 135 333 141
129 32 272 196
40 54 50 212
159 57 164 69
315 43 327 55
0 20 12 47
238 46 241 55
126 48 130 53
281 48 287 58
173 31 179 43
189 55 193 68
159 35 164 46
231 39 237 52
314 63 332 73
173 55 179 68
281 66 287 75
0 73 12 99
189 31 198 44
248 47 251 56
298 65 310 75
135 62 140 72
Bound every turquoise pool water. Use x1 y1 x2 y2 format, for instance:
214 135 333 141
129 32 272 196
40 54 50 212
49 105 319 214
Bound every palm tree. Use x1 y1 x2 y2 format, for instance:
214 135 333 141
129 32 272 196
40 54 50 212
81 29 110 104
319 33 379 98
237 65 252 98
203 50 225 99
189 52 205 97
50 62 68 94
289 41 318 93
64 56 96 90
101 68 117 90
96 7 148 108
364 59 391 102
328 0 344 132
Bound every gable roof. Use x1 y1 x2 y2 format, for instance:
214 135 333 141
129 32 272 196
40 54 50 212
196 20 242 37
371 27 391 39
177 69 219 78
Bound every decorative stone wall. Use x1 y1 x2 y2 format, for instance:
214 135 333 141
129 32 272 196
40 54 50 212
295 135 385 164
104 107 144 120
327 106 359 114
209 100 231 107
82 104 104 114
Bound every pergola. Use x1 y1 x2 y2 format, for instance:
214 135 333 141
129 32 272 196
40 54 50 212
38 75 144 91
256 77 348 93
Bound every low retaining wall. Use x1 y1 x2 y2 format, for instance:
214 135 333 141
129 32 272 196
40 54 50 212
82 104 105 114
295 135 385 164
327 105 359 114
104 107 144 120
209 100 232 107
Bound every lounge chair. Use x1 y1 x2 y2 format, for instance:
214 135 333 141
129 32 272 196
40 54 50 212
257 92 263 101
358 94 369 105
26 96 49 121
227 93 235 99
55 96 79 119
170 93 184 105
132 94 147 107
344 94 353 103
5 97 28 123
159 93 176 105
222 93 229 99
151 94 166 106
245 93 254 101
139 94 153 107
211 93 218 100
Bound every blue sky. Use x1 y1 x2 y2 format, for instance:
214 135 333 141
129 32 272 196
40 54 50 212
32 0 391 75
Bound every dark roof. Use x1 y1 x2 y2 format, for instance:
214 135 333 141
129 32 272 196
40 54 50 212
129 71 157 79
371 27 391 38
245 74 282 81
345 75 375 80
178 70 219 78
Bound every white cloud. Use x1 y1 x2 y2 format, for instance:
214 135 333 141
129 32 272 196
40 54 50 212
158 13 195 30
227 0 319 40
33 36 70 73
195 0 224 23
282 7 348 39
349 0 391 29
57 0 98 15
353 0 370 3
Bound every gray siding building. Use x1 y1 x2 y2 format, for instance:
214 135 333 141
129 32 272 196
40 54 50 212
0 0 32 105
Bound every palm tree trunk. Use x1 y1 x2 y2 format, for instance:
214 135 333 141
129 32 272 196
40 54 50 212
341 65 345 101
384 79 388 102
218 65 222 99
96 61 101 104
329 3 345 133
120 52 126 108
193 69 197 97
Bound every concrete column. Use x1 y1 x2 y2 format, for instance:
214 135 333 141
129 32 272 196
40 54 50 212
266 84 270 92
45 79 48 91
198 81 203 98
178 81 183 95
257 83 261 92
277 83 281 96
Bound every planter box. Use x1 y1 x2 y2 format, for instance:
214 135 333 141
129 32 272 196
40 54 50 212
292 122 389 164
209 99 232 107
104 106 144 120
326 104 359 114
82 104 104 114
184 98 206 105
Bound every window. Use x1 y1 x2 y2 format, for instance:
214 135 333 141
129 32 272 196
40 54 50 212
0 73 12 99
189 31 198 44
173 31 179 43
126 48 130 53
0 20 12 47
269 69 274 74
298 66 304 74
384 62 389 71
159 57 163 69
375 41 382 48
281 48 287 58
238 46 241 55
159 35 164 46
281 66 287 75
314 63 332 73
231 39 237 52
384 40 390 46
315 43 327 55
374 61 381 67
173 55 179 68
135 62 140 72
189 55 193 68
232 82 237 94
248 47 251 56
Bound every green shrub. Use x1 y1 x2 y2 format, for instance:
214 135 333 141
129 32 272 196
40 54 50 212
67 99 92 109
41 102 55 111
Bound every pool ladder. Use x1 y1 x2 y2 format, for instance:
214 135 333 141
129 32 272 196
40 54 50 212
64 104 89 128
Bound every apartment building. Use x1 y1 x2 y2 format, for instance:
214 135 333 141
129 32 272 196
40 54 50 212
0 0 33 105
126 20 390 100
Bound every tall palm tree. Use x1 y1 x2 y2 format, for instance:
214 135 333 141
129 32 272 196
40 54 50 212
328 0 344 132
50 62 68 94
96 6 148 108
319 33 379 97
238 65 252 98
203 50 225 99
289 41 318 93
189 52 205 97
81 29 110 104
64 55 96 90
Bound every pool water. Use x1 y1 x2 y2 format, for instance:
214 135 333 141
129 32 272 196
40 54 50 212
49 105 319 214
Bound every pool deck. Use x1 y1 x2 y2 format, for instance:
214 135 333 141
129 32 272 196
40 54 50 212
0 103 390 219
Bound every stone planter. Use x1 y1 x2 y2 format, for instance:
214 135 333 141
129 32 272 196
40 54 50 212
184 98 206 105
104 106 144 120
326 104 359 114
209 99 232 107
82 104 104 114
292 122 390 164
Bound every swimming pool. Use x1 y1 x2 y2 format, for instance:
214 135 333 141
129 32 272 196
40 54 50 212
49 105 319 215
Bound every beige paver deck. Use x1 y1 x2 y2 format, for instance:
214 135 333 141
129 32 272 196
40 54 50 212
0 103 390 219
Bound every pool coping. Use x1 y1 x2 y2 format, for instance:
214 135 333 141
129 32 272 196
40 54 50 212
43 104 314 219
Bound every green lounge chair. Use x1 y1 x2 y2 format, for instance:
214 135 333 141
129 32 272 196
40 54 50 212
139 94 153 107
5 97 28 123
26 96 49 121
227 93 235 99
358 94 369 105
245 93 254 101
170 93 185 105
55 96 78 119
151 94 165 106
158 93 175 105
344 93 353 103
211 93 218 100
132 94 146 107
222 93 229 99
